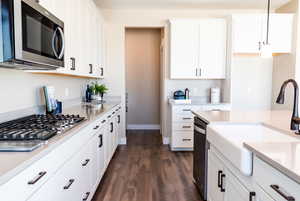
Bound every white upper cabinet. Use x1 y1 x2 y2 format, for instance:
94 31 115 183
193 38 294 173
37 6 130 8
199 19 227 79
170 19 227 80
170 20 199 79
232 14 294 54
37 0 105 79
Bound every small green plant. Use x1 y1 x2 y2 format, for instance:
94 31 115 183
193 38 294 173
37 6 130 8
90 82 108 97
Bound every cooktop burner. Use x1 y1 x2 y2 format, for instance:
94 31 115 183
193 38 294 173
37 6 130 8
0 114 85 141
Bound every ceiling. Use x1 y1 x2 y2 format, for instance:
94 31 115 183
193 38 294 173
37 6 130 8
96 0 291 10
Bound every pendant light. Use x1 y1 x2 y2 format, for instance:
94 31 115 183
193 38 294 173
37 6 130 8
260 0 273 58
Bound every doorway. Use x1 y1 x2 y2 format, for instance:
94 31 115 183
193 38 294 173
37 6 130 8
125 28 162 131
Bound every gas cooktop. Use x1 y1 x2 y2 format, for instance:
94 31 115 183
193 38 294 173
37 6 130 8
0 114 85 152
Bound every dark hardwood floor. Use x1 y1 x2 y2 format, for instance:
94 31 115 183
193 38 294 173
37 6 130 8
92 130 202 201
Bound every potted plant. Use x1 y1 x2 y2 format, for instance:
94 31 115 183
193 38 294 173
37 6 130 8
90 82 108 101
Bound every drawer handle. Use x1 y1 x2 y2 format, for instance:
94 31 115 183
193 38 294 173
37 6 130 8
63 179 75 190
183 109 191 112
99 134 103 148
82 159 90 166
220 174 226 192
94 125 100 130
101 120 106 124
182 126 192 129
217 170 222 188
118 115 121 124
270 185 295 201
183 117 192 120
110 122 114 133
83 192 90 201
28 171 47 185
112 112 116 115
182 139 192 141
249 192 256 201
108 115 112 118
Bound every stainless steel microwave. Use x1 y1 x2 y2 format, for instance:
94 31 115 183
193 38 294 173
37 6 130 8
0 0 65 70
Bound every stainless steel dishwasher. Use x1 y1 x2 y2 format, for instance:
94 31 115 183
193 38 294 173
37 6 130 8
193 116 209 201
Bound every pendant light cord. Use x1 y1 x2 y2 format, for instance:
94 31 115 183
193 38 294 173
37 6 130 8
266 0 271 44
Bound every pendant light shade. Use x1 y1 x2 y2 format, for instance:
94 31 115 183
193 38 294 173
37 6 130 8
260 0 273 58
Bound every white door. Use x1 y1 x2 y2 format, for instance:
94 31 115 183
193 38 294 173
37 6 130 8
170 20 199 79
199 19 227 79
232 14 263 53
207 151 225 201
224 169 252 201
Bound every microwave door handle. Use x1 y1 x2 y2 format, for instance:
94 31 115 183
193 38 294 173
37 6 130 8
57 27 65 59
52 28 59 58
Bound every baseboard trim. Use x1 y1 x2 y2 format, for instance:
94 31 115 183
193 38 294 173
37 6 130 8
162 137 170 145
119 137 127 145
127 124 160 130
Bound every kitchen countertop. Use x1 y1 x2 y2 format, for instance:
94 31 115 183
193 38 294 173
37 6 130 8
0 101 120 186
192 110 300 184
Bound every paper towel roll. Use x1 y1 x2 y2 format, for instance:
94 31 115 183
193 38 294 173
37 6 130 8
211 88 221 104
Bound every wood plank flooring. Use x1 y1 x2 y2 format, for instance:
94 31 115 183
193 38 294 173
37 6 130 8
92 130 202 201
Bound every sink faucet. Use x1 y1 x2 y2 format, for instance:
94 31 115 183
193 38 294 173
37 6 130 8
276 79 300 134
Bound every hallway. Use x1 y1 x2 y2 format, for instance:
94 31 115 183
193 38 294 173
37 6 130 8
92 130 202 201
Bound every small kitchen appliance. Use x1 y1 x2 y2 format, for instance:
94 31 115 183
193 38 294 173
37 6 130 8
173 90 186 100
0 0 65 70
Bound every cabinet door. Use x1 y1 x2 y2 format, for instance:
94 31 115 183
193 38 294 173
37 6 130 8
232 14 263 53
95 127 105 183
255 184 275 201
199 19 226 79
207 151 225 201
170 20 199 79
262 14 294 53
224 169 253 201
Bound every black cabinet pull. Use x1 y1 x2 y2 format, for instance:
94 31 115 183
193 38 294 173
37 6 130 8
270 185 295 201
100 67 104 76
101 120 106 124
118 115 121 124
108 115 112 118
82 159 90 166
182 139 191 141
217 170 222 188
99 134 103 148
110 122 114 133
70 57 76 70
94 125 100 130
89 64 93 74
83 192 90 201
63 179 75 190
249 192 256 201
182 126 192 129
112 112 116 115
183 117 192 120
183 109 191 112
28 171 47 185
220 174 226 192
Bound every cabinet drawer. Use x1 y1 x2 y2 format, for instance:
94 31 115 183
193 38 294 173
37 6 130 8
172 132 193 148
172 122 194 131
172 113 194 122
253 157 300 201
172 106 194 115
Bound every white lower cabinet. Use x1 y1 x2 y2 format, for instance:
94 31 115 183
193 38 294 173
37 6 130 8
1 105 122 201
208 148 255 201
169 103 231 151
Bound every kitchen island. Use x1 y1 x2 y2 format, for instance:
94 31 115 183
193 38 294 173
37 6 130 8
192 109 300 201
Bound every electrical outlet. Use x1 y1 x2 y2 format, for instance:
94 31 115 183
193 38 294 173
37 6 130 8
65 88 69 97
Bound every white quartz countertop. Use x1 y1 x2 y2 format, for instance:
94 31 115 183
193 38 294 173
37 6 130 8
0 101 120 185
192 110 300 184
168 98 231 106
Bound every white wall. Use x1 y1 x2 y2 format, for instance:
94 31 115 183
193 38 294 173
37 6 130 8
0 69 88 113
272 0 298 110
231 56 273 110
101 8 268 139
